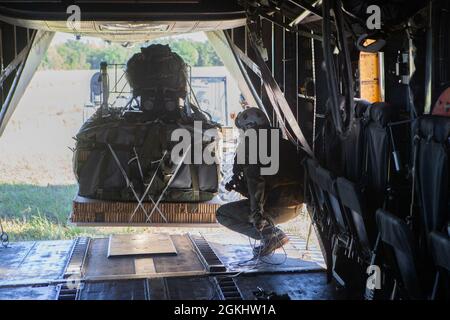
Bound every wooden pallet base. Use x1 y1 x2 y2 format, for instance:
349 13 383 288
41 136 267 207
71 196 220 225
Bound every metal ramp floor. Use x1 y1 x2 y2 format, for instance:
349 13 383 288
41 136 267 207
0 229 342 300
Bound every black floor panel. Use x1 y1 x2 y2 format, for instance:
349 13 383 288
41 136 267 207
78 279 147 300
235 272 342 300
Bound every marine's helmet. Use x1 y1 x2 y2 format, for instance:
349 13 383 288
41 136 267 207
235 107 270 130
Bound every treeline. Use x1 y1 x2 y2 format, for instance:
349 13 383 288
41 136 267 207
40 38 223 70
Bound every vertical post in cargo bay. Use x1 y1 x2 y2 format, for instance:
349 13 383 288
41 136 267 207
100 61 109 115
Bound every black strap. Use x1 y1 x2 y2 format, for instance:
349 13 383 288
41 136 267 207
247 24 314 158
190 164 200 202
408 134 420 227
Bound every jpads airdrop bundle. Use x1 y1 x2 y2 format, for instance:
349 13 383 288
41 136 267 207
71 44 221 224
126 44 188 119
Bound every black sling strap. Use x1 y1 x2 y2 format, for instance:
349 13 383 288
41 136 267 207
246 23 315 158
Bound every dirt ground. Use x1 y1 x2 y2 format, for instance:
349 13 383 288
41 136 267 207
0 70 93 185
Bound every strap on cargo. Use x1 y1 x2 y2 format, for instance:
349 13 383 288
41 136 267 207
107 144 166 223
190 164 200 202
129 150 169 223
146 145 192 222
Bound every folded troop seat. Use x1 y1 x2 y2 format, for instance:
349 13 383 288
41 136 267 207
413 115 450 237
306 159 351 242
373 115 450 300
336 103 397 263
339 99 370 182
429 231 450 299
376 209 424 300
412 115 450 298
336 177 373 261
305 158 361 286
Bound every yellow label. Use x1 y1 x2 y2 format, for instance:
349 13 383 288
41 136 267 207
359 49 381 103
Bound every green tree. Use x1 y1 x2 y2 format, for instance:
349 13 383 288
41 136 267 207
169 40 200 66
41 46 65 70
40 37 223 70
56 40 90 69
194 42 223 66
87 44 130 69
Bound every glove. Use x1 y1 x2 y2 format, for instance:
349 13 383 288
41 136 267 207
225 180 235 192
225 174 248 196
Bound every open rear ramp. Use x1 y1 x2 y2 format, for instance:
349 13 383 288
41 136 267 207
0 229 340 300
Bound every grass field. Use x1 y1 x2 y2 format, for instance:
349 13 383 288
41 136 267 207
0 70 107 241
0 70 316 244
0 181 314 242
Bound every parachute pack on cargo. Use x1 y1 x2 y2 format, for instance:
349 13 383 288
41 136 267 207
73 44 220 204
126 44 188 120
